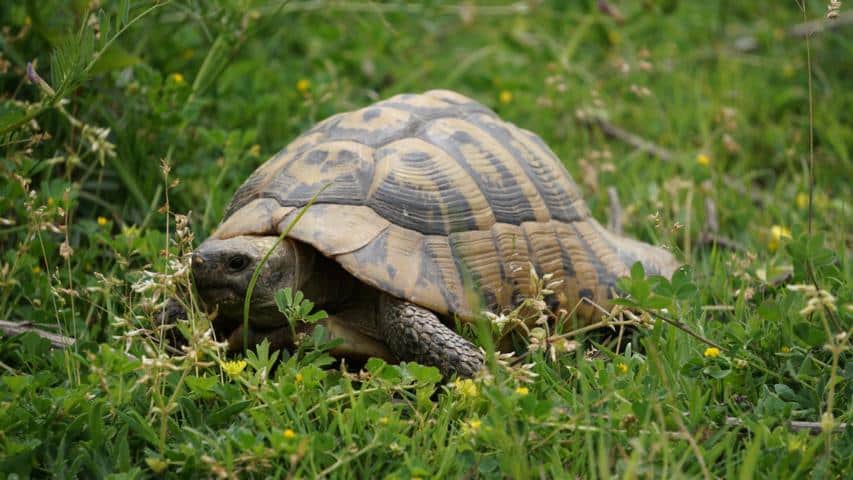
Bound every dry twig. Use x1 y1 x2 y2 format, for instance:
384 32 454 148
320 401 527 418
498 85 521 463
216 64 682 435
725 417 849 435
734 10 853 52
607 186 624 235
578 114 769 206
0 320 76 348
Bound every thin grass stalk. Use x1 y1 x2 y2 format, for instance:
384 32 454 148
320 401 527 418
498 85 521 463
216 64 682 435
242 185 330 353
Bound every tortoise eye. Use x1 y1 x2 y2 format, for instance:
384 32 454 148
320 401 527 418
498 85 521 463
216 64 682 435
227 255 249 272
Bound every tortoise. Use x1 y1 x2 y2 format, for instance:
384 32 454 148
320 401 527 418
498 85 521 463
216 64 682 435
186 89 678 378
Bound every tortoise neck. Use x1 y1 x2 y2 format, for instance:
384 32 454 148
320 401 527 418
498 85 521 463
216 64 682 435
294 242 361 311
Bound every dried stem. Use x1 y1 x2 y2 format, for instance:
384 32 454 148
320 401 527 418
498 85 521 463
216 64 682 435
0 320 76 348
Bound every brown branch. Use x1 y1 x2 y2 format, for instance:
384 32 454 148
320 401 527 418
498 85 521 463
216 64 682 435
734 10 853 52
580 115 673 161
607 186 624 235
646 310 724 351
579 114 769 206
725 417 848 434
0 320 76 348
698 233 748 253
703 197 719 235
697 196 748 251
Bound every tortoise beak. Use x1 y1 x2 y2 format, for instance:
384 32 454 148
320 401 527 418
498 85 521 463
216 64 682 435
191 249 238 306
191 250 216 282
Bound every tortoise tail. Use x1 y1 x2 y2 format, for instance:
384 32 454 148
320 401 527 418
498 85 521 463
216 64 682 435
594 223 680 279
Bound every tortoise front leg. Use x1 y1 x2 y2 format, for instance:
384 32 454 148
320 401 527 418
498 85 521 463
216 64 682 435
378 294 483 378
225 312 397 363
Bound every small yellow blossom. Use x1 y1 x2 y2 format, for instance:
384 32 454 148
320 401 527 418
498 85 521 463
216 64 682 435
32 266 41 274
248 144 261 158
97 216 108 226
294 372 303 383
379 416 389 425
616 362 628 374
463 418 482 434
780 346 791 353
145 457 168 474
454 378 479 398
283 428 296 439
795 192 809 210
787 437 805 453
168 73 185 85
220 359 247 376
515 386 529 396
696 153 711 167
607 30 622 45
499 90 513 104
296 79 311 94
703 347 721 358
47 197 54 206
768 225 792 252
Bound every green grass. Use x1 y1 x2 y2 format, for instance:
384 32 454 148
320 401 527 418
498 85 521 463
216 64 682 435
1 0 851 478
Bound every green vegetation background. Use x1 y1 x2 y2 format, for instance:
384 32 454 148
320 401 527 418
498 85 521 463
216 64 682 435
0 0 850 478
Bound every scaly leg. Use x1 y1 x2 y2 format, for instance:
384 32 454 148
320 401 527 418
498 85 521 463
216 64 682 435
378 294 483 378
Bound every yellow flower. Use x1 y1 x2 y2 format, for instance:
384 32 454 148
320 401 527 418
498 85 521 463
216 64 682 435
781 346 790 353
462 418 482 435
768 225 792 252
168 73 185 85
616 362 628 374
283 428 296 439
145 457 168 474
454 378 479 398
795 192 809 210
787 437 805 453
220 360 247 376
47 197 54 206
696 153 711 167
32 266 41 274
378 416 389 425
607 30 622 45
499 90 513 104
97 216 108 226
248 144 261 158
515 386 529 396
296 79 311 94
703 347 721 359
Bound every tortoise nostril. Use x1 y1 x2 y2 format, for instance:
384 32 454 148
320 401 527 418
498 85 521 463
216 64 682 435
192 252 204 265
227 255 249 272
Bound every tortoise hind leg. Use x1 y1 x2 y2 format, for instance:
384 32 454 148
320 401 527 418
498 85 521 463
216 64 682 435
378 294 483 378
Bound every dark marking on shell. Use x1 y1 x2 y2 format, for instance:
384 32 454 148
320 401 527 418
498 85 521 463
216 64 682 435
363 108 382 121
368 149 480 235
470 112 584 224
224 172 266 219
304 150 329 165
571 223 618 294
420 123 539 225
264 145 374 207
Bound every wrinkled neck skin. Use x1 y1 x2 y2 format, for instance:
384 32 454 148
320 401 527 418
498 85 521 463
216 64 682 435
192 235 359 334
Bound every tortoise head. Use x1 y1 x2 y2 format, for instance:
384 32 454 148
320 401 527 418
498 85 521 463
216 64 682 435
191 236 308 327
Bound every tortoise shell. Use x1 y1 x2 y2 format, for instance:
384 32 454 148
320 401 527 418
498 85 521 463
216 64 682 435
212 90 677 320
